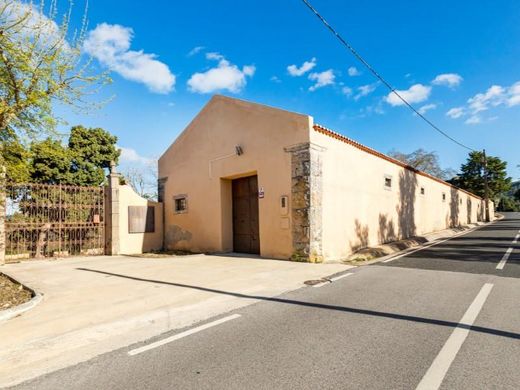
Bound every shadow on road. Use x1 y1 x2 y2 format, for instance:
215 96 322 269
76 267 520 341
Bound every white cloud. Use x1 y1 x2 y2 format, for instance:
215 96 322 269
270 76 281 83
348 66 360 76
187 54 255 94
467 85 505 113
308 69 335 91
386 83 431 106
432 73 463 88
341 86 353 96
206 52 224 61
2 1 72 51
84 23 175 94
446 107 465 119
187 46 205 56
354 83 378 100
418 103 437 114
507 81 520 107
118 146 154 165
287 57 317 76
464 115 481 125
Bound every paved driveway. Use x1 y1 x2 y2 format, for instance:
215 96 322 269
8 214 519 390
0 254 349 387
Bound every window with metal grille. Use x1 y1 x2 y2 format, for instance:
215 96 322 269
174 195 188 214
384 175 392 190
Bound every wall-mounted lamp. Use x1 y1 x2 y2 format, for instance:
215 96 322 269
209 145 244 178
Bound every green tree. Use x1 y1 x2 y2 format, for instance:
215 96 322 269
0 0 108 147
388 148 456 180
451 151 512 200
27 126 120 186
1 137 30 182
497 196 520 212
68 126 120 186
29 138 71 184
514 188 520 202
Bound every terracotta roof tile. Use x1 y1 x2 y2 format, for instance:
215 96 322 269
313 124 482 200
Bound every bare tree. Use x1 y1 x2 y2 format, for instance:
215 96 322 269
388 148 456 180
120 158 158 200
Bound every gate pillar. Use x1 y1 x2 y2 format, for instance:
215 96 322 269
0 166 5 265
106 162 120 255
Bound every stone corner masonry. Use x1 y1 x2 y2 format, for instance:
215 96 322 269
285 142 324 263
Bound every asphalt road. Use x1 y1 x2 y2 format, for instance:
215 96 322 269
10 213 520 390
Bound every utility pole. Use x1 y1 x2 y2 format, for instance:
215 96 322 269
483 149 490 222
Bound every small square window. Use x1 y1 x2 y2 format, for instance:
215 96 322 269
174 195 188 214
442 193 446 202
420 187 425 195
384 176 392 190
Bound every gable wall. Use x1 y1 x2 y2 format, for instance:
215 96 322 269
158 96 311 259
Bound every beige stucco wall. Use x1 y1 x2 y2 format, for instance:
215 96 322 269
118 185 163 255
158 95 311 259
158 95 490 262
310 129 489 261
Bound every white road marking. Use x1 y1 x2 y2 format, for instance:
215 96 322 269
128 314 241 356
416 283 494 390
312 272 354 287
513 232 520 244
496 247 513 270
312 281 330 288
329 272 354 282
382 225 483 263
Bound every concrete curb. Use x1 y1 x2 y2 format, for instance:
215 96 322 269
0 273 43 324
346 217 500 267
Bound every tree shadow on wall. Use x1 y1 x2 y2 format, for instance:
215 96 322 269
467 197 472 225
350 219 369 251
378 213 397 244
450 187 460 227
396 170 417 239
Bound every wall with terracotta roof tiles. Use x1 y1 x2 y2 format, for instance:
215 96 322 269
310 127 489 260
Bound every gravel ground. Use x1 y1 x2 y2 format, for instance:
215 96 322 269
0 274 32 311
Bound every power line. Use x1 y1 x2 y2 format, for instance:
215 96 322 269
300 0 475 152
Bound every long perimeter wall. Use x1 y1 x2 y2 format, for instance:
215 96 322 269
310 126 492 261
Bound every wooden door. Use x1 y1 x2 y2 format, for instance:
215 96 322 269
232 176 260 254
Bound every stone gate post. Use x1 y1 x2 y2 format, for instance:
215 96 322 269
105 162 120 255
0 166 6 265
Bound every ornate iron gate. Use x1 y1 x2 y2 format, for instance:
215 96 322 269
5 183 105 260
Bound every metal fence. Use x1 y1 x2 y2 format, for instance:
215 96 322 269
5 183 105 260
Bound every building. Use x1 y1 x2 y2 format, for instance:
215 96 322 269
158 95 491 262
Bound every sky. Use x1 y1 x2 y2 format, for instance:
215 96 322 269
52 0 520 179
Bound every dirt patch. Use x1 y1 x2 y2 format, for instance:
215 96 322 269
0 274 32 311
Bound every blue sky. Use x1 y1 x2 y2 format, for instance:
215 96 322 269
56 0 520 178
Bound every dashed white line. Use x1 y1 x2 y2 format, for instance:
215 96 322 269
329 272 354 282
128 314 241 356
312 281 330 288
513 232 520 244
312 272 354 287
496 247 513 270
416 283 494 390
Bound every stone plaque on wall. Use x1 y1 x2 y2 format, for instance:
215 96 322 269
128 206 155 233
